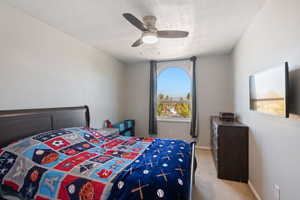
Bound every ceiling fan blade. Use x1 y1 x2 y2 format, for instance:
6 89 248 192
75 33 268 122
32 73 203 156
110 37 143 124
131 38 143 47
123 13 148 32
157 30 189 38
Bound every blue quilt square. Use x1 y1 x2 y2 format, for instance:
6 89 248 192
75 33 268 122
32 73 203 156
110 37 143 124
38 170 65 199
23 144 68 168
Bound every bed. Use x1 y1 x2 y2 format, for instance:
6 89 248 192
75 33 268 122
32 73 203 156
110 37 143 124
0 106 196 200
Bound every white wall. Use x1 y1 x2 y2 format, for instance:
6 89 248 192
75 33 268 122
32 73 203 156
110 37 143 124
124 55 234 146
157 121 191 142
123 62 150 136
197 55 234 146
231 0 300 199
0 2 125 127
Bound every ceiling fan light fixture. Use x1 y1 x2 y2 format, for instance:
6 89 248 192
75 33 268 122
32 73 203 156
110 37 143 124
142 32 158 44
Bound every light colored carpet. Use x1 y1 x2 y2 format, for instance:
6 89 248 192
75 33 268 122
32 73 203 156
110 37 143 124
192 149 256 200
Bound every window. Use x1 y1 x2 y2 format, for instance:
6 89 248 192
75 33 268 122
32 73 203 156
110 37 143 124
157 67 191 120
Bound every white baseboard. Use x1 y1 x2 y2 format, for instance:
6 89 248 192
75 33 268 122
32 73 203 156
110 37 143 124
248 180 262 200
195 145 211 150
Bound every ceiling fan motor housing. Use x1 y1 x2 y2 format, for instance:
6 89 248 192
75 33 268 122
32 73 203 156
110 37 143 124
143 16 157 31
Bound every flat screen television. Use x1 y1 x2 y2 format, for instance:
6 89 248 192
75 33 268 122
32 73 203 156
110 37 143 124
249 62 289 117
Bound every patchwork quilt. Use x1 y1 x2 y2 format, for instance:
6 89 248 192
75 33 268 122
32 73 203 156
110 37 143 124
0 127 154 200
0 128 192 200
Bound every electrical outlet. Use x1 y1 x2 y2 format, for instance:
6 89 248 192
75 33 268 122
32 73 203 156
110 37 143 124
273 184 280 200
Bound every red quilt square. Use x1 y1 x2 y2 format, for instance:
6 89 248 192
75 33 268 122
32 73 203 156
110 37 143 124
44 137 71 150
100 139 125 149
104 150 139 160
58 175 106 200
36 196 50 200
143 137 154 142
121 152 139 160
96 169 113 179
3 180 19 191
54 152 97 172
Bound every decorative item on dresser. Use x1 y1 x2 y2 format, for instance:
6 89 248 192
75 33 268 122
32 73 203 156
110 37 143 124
219 112 235 121
210 116 249 182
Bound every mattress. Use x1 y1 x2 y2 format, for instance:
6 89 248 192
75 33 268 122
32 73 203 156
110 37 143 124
0 127 191 200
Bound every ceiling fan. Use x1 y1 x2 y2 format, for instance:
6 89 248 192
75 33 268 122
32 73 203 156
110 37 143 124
123 13 189 47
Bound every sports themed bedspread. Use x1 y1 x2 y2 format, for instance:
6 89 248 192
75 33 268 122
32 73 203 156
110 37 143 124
0 127 192 200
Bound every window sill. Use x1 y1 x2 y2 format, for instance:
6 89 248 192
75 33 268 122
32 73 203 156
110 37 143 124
157 118 191 123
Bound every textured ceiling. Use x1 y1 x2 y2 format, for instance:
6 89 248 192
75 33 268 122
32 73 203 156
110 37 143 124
4 0 266 63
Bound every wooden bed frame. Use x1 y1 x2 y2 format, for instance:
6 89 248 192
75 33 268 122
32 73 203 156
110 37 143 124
0 106 196 200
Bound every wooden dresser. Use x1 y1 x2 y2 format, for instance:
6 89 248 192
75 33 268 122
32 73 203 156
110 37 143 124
210 116 249 182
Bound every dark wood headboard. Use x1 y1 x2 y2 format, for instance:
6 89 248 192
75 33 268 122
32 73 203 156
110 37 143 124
0 106 90 148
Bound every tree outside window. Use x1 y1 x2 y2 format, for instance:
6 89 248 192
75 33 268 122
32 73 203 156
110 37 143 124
157 67 191 119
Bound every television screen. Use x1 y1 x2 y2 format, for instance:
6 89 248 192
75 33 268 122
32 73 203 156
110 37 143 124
249 62 289 117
